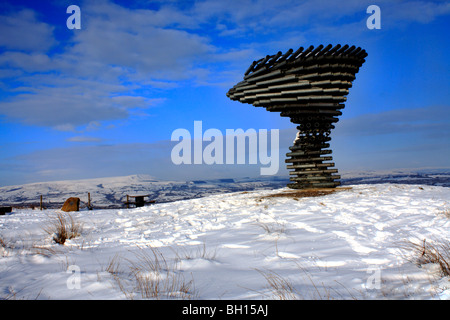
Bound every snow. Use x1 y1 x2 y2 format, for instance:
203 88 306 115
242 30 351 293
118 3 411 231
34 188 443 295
1 183 449 300
0 174 289 209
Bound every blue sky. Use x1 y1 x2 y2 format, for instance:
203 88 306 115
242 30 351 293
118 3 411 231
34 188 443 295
0 0 449 186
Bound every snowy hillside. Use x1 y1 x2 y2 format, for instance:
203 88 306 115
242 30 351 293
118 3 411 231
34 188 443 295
0 174 289 209
1 183 449 300
0 169 449 210
340 169 450 188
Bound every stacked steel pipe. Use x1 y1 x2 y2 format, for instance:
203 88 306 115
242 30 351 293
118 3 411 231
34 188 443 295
227 44 367 189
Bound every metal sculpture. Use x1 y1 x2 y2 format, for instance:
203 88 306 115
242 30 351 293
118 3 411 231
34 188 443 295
227 44 367 189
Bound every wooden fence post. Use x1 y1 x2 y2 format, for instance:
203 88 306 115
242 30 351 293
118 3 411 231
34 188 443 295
40 195 43 210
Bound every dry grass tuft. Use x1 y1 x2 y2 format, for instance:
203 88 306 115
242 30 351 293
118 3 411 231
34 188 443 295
0 235 10 257
439 208 450 219
106 253 122 276
256 265 363 300
0 236 6 249
404 238 450 277
172 243 217 261
129 246 196 299
43 212 83 245
256 221 286 235
256 269 299 300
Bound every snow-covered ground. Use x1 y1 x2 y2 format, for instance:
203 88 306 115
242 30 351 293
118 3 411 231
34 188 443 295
1 183 449 300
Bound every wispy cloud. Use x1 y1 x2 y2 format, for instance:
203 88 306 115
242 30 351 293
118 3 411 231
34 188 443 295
0 82 130 128
385 1 450 25
0 9 56 51
335 105 450 138
66 136 103 143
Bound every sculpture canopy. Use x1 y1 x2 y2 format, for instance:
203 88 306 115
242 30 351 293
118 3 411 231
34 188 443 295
227 44 367 189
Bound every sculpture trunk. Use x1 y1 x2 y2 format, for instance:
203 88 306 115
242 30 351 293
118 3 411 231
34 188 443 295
227 44 367 189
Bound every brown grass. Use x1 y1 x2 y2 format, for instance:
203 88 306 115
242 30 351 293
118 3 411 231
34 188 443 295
104 253 136 299
43 212 83 245
0 236 6 249
258 187 351 200
256 269 299 300
172 243 217 261
403 238 450 277
439 208 450 219
128 246 196 299
256 267 359 300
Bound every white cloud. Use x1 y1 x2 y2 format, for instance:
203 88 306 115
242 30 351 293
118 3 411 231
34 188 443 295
1 0 449 130
0 51 53 72
66 136 103 143
68 20 213 80
0 81 129 127
0 9 56 52
62 0 216 82
0 1 220 129
335 105 450 137
386 1 450 24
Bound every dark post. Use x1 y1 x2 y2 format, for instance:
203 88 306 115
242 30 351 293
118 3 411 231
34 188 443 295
227 44 367 189
135 196 145 208
40 195 43 210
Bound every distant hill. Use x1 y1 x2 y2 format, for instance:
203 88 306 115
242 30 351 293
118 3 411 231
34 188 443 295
340 168 450 188
0 169 448 209
0 174 289 209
